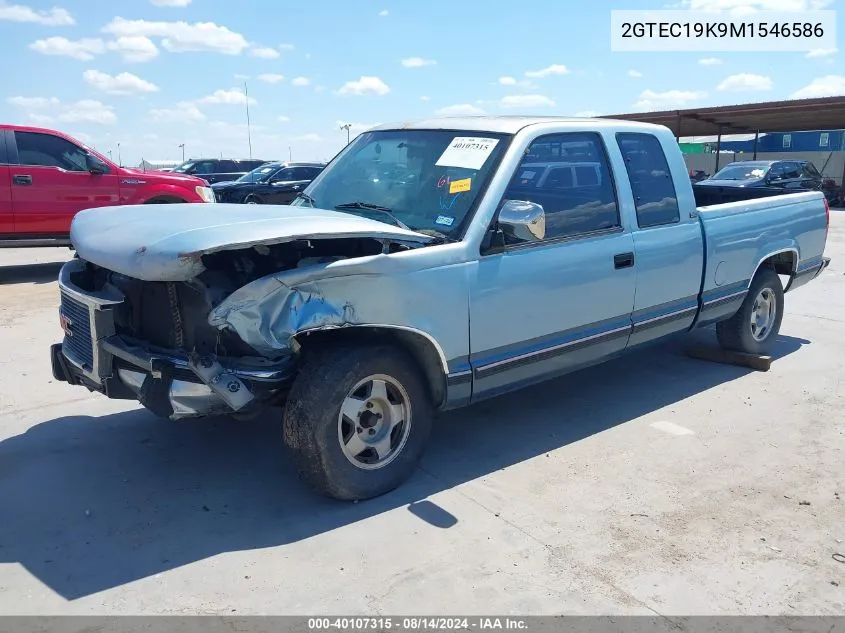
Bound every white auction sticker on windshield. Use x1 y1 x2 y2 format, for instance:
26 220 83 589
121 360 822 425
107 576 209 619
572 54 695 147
435 137 500 170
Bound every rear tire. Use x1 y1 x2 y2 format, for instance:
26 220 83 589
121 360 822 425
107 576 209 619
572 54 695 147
244 194 262 204
282 344 433 501
716 268 784 355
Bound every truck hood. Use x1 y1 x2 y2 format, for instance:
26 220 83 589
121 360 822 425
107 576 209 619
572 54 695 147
70 203 435 282
118 167 207 186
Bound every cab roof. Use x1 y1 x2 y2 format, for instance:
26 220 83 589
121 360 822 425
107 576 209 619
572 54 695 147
369 115 668 135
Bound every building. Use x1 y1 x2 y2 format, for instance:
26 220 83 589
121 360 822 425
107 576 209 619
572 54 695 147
709 130 845 153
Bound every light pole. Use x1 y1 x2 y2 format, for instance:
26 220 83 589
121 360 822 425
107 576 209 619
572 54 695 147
340 123 351 145
178 143 185 161
117 142 122 167
244 82 253 158
288 146 292 161
107 150 112 160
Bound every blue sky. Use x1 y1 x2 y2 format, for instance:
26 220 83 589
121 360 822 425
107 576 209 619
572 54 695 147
0 0 841 165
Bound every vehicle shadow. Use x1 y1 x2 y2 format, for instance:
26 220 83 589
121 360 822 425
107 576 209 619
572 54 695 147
0 332 808 600
0 262 64 286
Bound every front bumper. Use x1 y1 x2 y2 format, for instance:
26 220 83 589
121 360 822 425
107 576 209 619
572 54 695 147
52 259 296 419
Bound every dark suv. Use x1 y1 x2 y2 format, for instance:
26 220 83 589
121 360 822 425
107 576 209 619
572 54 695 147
210 161 325 204
694 159 825 206
171 158 269 184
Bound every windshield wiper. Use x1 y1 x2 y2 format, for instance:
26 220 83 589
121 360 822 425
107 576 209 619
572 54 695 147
334 202 411 230
294 192 316 207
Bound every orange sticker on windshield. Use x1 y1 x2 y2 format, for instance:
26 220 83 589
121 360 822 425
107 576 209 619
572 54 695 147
449 178 471 194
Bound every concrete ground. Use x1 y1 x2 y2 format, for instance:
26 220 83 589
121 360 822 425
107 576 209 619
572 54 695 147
0 215 843 616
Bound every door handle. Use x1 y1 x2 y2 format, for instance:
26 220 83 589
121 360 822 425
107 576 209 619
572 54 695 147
13 174 32 186
614 252 635 269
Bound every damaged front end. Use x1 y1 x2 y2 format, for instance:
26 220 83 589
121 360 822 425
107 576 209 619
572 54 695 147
52 257 298 420
51 212 434 420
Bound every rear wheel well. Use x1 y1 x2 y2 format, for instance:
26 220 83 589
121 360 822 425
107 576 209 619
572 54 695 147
293 327 447 408
758 250 797 277
145 196 185 204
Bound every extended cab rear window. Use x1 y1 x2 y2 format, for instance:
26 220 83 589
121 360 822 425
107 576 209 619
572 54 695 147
616 133 680 228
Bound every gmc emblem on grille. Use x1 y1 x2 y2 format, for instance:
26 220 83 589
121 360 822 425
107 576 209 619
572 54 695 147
59 311 73 337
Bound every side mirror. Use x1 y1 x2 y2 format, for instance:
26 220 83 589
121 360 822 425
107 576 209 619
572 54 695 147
498 199 546 242
86 154 109 175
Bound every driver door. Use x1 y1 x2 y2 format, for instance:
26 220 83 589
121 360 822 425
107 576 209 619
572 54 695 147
264 167 311 204
10 130 119 235
468 132 636 401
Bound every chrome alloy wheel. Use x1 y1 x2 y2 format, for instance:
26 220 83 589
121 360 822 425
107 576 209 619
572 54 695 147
337 374 412 470
750 287 777 342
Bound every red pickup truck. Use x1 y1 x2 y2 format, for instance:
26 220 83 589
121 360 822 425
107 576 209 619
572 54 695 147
0 125 214 247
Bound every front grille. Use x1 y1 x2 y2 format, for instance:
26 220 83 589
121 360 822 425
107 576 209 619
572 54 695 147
60 292 94 370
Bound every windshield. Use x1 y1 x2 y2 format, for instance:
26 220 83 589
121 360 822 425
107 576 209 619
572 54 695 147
237 163 281 183
172 161 194 174
292 130 510 237
711 164 770 180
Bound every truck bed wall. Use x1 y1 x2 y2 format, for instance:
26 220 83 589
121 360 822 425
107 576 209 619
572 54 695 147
696 191 828 325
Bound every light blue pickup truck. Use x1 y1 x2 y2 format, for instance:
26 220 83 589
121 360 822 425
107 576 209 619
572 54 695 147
51 116 831 500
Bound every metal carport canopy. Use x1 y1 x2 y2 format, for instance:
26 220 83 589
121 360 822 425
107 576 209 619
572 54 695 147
599 96 845 137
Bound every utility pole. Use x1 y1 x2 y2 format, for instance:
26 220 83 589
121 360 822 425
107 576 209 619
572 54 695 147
178 143 185 161
107 150 112 160
289 146 292 161
340 123 352 145
117 142 122 167
244 81 253 158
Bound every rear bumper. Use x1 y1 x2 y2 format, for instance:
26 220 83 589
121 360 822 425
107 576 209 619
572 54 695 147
815 256 831 278
52 259 296 419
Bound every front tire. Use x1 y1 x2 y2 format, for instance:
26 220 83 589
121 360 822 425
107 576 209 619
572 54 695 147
716 268 784 355
283 344 433 500
244 194 262 204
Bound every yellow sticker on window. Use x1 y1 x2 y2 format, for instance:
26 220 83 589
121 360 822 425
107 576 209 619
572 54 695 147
449 178 472 194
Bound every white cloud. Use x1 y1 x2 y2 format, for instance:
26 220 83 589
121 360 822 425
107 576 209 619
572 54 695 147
0 3 74 25
435 103 486 116
83 69 159 95
420 95 431 101
150 0 192 5
277 115 290 122
717 73 772 91
58 100 117 125
525 64 569 78
378 9 388 16
149 101 205 123
678 0 831 14
295 133 322 142
258 73 284 83
29 36 105 60
806 48 837 58
279 43 294 50
628 70 643 77
250 45 279 59
498 76 517 85
106 36 159 62
499 94 556 108
28 113 55 125
6 96 61 108
634 89 707 109
102 17 249 55
698 57 723 65
337 76 390 96
401 57 436 68
573 110 600 117
291 76 310 87
790 75 845 99
198 88 255 105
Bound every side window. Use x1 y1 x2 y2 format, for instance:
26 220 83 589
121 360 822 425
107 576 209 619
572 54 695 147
272 168 295 182
502 132 620 242
217 160 238 173
0 131 9 165
15 131 88 172
768 163 786 181
616 133 680 228
782 162 802 179
819 132 829 148
192 161 216 174
304 167 322 179
803 162 821 178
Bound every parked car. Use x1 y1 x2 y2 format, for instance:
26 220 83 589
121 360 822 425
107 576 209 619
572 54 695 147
693 159 824 206
50 117 831 500
170 158 268 184
0 125 214 248
211 161 325 204
689 169 709 183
